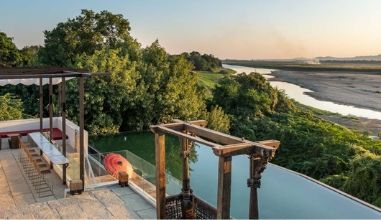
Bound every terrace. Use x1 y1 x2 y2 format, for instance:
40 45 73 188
0 68 155 219
0 67 380 219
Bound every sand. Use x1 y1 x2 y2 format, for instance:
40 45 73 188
270 70 381 112
270 70 381 137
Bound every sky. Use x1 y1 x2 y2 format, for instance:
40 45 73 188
1 0 381 59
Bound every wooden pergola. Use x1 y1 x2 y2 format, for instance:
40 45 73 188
0 67 90 189
151 120 280 219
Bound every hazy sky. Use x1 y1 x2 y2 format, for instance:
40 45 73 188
1 0 381 59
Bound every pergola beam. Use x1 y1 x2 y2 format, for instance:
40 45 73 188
151 125 222 148
184 123 243 145
213 140 280 157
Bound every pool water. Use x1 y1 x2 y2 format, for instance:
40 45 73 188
91 132 381 219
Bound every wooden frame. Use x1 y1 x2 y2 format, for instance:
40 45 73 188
0 68 90 189
151 120 280 219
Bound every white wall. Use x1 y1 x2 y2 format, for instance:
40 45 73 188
0 117 88 155
55 117 88 155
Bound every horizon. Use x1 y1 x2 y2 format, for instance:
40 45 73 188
1 0 381 59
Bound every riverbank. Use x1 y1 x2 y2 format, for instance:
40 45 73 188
270 70 381 112
297 104 381 138
270 70 381 137
222 64 381 137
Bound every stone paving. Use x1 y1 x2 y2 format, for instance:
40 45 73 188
0 147 66 208
0 186 156 219
0 140 156 219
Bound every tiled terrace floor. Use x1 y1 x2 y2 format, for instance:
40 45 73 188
0 141 156 219
0 186 156 219
0 148 66 208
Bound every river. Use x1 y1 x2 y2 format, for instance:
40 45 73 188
223 64 381 120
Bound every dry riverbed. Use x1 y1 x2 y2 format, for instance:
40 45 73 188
270 70 381 112
270 70 381 137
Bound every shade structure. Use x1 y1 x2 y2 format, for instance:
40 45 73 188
0 67 91 189
0 77 74 86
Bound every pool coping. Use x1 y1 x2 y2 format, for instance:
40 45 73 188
271 163 381 213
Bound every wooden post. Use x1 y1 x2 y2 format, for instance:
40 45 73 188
181 136 195 218
249 186 259 219
182 137 191 193
49 77 53 141
39 77 43 133
217 156 232 219
79 76 85 190
61 77 67 185
248 156 259 219
155 132 166 219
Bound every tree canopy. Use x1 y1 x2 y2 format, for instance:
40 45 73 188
36 10 217 135
0 94 23 120
40 9 140 66
0 32 21 67
181 51 222 71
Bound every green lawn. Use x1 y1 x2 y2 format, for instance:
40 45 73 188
195 67 234 92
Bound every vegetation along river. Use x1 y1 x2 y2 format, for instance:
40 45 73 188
223 64 381 120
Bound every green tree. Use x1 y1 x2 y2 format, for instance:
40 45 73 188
0 32 21 67
182 51 222 71
0 94 23 120
40 9 140 66
19 45 42 66
204 105 230 133
69 47 140 135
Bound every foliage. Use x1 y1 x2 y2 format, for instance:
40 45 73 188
0 32 21 67
181 51 222 71
19 46 42 66
0 94 23 120
204 105 230 133
0 84 40 117
212 72 381 207
40 9 140 66
35 11 207 135
343 152 381 207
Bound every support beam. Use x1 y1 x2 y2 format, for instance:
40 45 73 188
213 140 280 157
185 123 243 145
247 150 274 219
181 134 195 218
79 76 85 190
61 77 67 184
155 133 166 219
152 126 221 148
249 184 259 219
39 77 43 133
181 136 191 193
248 156 261 219
49 77 53 141
217 156 232 219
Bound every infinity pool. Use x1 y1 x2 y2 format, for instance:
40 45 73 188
91 132 381 219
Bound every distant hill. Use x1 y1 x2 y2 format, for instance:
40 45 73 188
317 54 381 62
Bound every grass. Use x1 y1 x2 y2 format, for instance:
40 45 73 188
195 67 235 93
